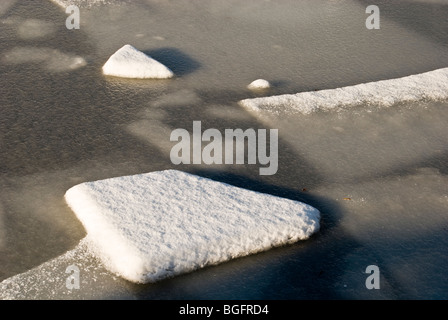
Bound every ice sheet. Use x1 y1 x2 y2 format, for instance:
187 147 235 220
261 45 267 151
2 0 447 300
239 68 448 115
0 237 132 300
0 0 17 16
64 170 320 283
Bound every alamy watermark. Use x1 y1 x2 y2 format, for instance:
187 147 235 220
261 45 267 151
366 5 380 30
170 121 278 175
65 5 80 30
65 264 80 290
365 265 380 289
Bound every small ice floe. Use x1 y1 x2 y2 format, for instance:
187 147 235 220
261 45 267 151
64 170 320 283
240 67 448 115
247 79 271 90
102 44 174 79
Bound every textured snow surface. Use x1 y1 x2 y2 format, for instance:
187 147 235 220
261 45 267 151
64 170 320 283
239 68 448 115
102 44 174 79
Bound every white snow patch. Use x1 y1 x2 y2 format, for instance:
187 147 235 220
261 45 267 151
64 170 320 283
248 79 270 90
239 68 448 115
102 44 174 79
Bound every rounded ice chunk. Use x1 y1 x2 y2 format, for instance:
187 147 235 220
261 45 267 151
102 44 174 79
248 79 271 90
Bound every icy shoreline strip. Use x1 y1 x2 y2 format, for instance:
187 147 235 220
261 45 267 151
50 0 121 8
239 67 448 115
64 170 320 284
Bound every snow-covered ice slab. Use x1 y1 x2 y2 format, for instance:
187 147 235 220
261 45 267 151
239 67 448 115
64 170 320 283
102 44 174 79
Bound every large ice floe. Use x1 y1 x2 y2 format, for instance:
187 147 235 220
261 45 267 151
64 170 320 283
102 44 174 79
239 67 448 115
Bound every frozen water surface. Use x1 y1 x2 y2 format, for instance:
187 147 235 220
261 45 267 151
0 0 447 299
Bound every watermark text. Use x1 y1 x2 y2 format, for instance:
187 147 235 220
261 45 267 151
170 121 278 175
